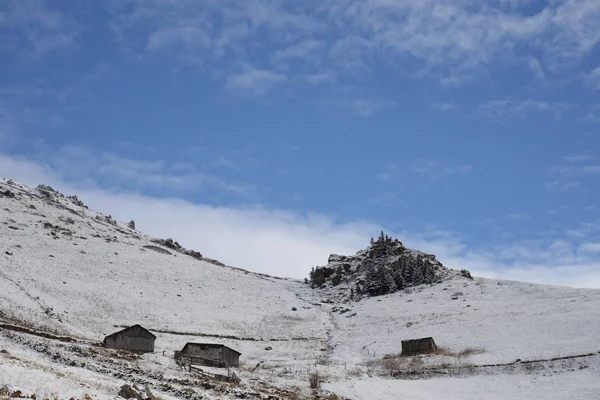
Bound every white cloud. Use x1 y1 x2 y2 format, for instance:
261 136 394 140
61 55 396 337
226 69 287 96
585 104 600 122
15 145 255 196
556 165 600 176
564 154 594 163
2 151 600 288
147 24 211 52
410 161 473 179
477 99 572 121
584 66 600 91
546 180 581 192
305 72 336 86
0 0 79 58
507 213 532 221
4 0 600 90
431 102 459 113
352 98 396 117
272 40 325 68
579 243 600 255
528 57 546 79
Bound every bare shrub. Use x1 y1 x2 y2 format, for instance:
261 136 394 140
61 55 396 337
408 356 424 372
435 346 485 358
308 371 321 389
316 354 330 365
381 357 405 375
346 367 363 378
457 347 485 357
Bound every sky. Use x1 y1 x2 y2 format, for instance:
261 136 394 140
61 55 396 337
1 0 600 287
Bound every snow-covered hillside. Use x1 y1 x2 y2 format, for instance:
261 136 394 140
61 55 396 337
1 178 600 400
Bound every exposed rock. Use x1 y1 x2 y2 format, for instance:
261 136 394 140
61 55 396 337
59 216 75 225
460 269 474 280
118 384 156 400
309 231 473 299
1 189 15 198
128 220 136 230
67 195 88 209
151 238 204 261
37 184 58 199
95 214 117 226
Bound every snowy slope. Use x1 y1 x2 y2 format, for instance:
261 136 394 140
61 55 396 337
1 178 600 400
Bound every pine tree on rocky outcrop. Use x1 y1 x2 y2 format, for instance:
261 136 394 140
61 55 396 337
366 264 397 296
423 262 436 285
401 257 415 286
413 256 425 285
393 268 405 289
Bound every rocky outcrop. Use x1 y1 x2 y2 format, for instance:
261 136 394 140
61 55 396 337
151 238 204 261
309 232 472 298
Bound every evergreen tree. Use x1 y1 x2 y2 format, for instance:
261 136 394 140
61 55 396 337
423 262 436 284
402 257 415 286
366 264 397 296
414 256 428 285
393 267 405 289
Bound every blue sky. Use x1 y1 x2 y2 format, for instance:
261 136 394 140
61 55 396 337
1 0 600 286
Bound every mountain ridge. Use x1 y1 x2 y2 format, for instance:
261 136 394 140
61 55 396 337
2 177 600 400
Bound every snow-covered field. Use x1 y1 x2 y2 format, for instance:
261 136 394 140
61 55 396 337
1 178 600 399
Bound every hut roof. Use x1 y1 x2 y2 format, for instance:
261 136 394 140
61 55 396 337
105 324 156 340
181 342 241 355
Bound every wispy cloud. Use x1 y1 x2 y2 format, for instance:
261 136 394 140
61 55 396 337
584 66 600 91
476 99 572 122
546 180 581 192
547 153 600 192
527 57 546 80
226 68 287 97
33 145 256 197
99 0 600 90
146 24 211 52
272 40 325 69
579 243 600 255
431 102 459 113
0 0 79 58
585 104 600 122
380 161 473 183
564 154 594 163
507 213 532 221
352 98 396 117
555 165 600 176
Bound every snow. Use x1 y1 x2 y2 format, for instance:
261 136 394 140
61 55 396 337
2 178 600 399
327 367 600 400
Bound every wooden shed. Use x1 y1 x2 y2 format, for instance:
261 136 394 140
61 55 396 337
401 337 437 356
175 343 241 367
103 324 156 353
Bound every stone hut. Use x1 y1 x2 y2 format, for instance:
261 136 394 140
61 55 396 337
401 337 437 356
175 343 241 367
103 324 156 353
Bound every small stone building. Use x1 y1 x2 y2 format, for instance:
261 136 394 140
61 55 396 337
175 343 241 367
103 324 156 353
401 337 437 356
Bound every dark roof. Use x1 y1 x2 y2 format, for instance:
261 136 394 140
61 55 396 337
181 342 241 355
105 324 156 340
